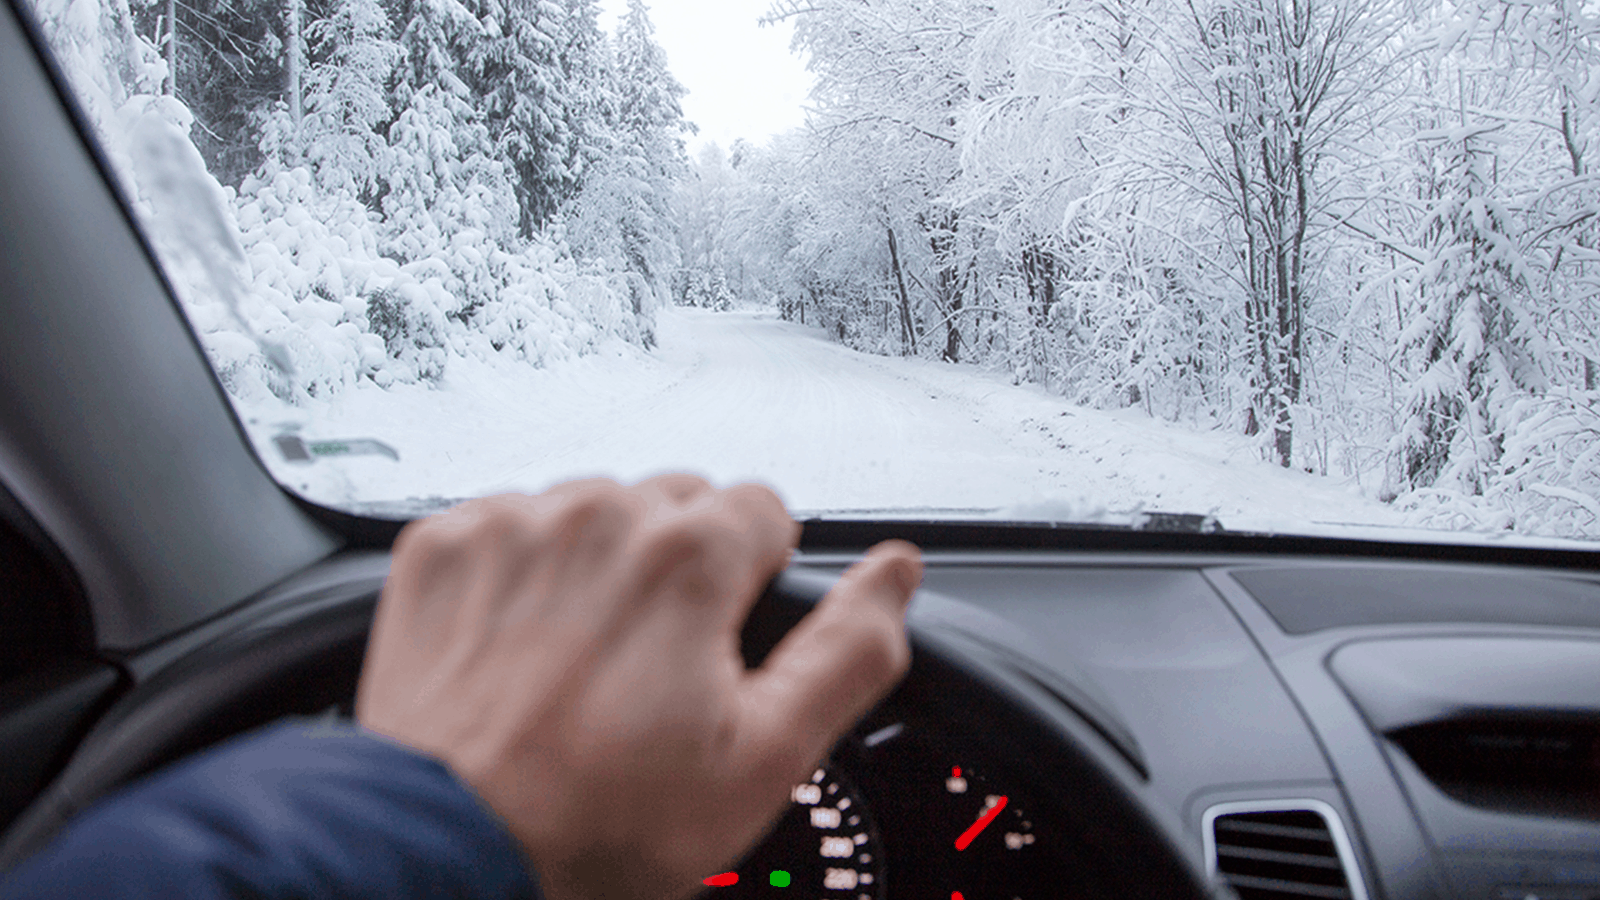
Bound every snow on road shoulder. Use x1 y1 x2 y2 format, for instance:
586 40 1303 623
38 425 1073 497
861 349 1409 535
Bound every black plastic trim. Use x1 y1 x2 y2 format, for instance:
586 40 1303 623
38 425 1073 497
288 492 413 548
293 505 1600 570
1235 566 1600 635
0 479 93 676
0 658 123 833
797 520 1600 568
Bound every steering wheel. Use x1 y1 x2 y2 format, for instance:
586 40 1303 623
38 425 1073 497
0 566 1221 899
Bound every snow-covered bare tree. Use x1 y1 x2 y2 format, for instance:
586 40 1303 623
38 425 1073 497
1157 0 1405 465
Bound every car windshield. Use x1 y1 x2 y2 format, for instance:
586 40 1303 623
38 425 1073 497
18 0 1600 547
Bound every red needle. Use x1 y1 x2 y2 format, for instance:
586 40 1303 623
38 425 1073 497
954 796 1008 850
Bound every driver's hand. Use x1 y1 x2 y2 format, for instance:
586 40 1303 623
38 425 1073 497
355 475 923 900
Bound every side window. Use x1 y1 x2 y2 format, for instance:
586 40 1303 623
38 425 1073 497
0 485 92 683
0 481 118 833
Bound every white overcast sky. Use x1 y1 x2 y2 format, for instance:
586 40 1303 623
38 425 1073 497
598 0 813 152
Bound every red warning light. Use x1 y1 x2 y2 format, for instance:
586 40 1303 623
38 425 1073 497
703 873 739 887
952 766 961 777
952 892 965 900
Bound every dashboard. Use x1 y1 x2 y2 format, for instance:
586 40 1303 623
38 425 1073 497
7 547 1600 900
710 552 1600 900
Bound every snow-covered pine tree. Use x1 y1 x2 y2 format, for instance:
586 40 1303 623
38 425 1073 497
381 82 518 265
554 0 614 203
382 0 514 252
1390 124 1545 504
293 0 399 202
471 0 604 235
565 0 687 307
476 0 560 234
390 0 479 103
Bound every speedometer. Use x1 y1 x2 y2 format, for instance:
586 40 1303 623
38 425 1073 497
700 764 886 899
934 763 1042 900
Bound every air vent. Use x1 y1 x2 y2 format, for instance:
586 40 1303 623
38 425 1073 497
1204 801 1367 900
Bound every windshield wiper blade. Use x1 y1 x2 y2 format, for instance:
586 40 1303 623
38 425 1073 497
1132 511 1224 534
797 507 1225 534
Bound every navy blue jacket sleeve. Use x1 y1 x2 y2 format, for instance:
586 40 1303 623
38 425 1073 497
0 718 541 900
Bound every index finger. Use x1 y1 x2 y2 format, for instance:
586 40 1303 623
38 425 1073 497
702 482 802 619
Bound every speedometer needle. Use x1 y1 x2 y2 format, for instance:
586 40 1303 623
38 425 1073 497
954 796 1008 850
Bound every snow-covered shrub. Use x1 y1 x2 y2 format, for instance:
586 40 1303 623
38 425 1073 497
1392 391 1600 539
1489 391 1600 537
365 285 446 382
233 166 400 394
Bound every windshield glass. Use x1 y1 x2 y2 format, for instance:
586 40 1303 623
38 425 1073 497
19 0 1600 546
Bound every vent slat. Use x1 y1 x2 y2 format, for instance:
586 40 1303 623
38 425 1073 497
1216 819 1335 842
1217 844 1345 869
1210 806 1359 900
1223 873 1352 899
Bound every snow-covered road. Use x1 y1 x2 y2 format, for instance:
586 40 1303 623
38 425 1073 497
270 307 1408 535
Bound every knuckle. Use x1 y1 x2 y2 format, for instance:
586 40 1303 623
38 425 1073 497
722 484 798 557
633 513 727 602
831 606 910 684
876 553 921 599
559 485 636 534
533 477 619 513
640 512 716 565
475 497 532 536
398 506 476 559
386 520 474 610
471 502 554 568
547 484 642 563
724 482 787 520
649 472 713 504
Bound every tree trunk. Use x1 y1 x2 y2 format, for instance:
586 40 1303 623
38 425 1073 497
1020 241 1056 384
286 0 302 126
165 0 176 96
887 225 916 355
924 212 964 363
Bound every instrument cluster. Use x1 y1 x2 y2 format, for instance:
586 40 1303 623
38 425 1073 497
698 706 1083 900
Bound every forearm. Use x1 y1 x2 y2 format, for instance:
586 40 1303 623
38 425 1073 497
0 718 539 900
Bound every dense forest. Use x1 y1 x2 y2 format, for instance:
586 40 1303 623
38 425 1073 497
673 0 1600 537
31 0 687 391
28 0 1600 538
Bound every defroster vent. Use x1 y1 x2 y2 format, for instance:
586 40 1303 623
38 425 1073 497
1203 801 1367 900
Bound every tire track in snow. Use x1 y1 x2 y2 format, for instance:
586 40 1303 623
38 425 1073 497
481 308 1060 511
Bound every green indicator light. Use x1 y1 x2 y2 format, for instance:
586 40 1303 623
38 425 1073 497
769 870 791 888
